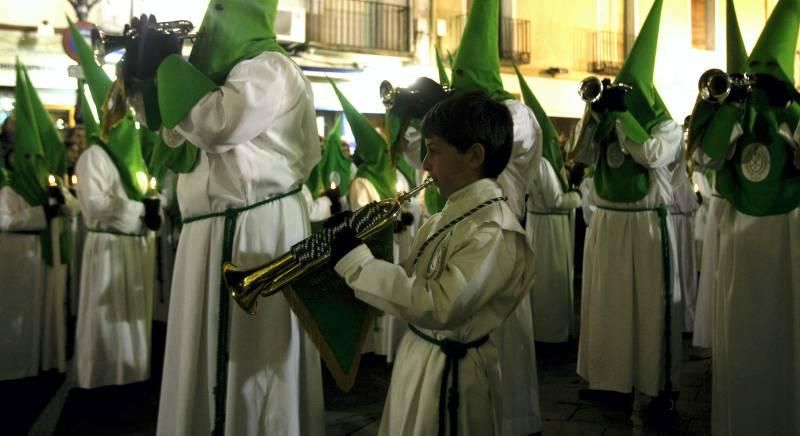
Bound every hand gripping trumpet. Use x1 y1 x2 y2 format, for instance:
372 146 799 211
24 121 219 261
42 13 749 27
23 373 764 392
224 178 434 314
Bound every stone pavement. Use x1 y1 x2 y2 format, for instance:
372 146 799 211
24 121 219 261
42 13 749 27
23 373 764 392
2 324 711 436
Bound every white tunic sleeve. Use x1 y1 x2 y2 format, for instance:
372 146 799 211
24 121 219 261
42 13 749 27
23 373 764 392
618 119 682 169
175 53 310 153
75 146 145 234
0 186 46 231
528 159 581 211
348 177 381 209
334 224 522 331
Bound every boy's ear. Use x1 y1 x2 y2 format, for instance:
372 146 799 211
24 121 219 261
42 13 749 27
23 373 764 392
468 142 486 171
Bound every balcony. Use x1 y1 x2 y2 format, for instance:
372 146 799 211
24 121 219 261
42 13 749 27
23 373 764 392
589 31 628 75
440 15 530 65
307 0 411 55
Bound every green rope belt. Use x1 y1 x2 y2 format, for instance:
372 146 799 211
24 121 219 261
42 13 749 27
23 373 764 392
596 205 674 395
409 324 489 436
182 186 301 436
88 228 144 237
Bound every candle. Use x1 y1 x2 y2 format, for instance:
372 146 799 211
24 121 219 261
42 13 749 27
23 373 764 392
71 174 78 186
48 174 57 187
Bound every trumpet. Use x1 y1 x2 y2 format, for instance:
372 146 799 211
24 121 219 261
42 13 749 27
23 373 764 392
698 68 755 103
578 76 633 104
225 178 434 314
380 77 452 119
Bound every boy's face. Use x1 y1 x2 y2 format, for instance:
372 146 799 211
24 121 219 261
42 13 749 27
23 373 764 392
422 135 482 198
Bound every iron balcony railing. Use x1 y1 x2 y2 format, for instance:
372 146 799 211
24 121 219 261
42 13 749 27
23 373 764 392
590 31 629 75
307 0 411 54
441 15 530 65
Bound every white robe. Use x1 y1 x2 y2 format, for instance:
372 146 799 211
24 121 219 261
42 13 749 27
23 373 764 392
667 151 699 332
156 52 324 436
335 179 534 436
401 100 543 435
0 186 46 381
692 193 724 348
526 159 581 343
576 118 683 397
74 145 156 388
708 123 800 435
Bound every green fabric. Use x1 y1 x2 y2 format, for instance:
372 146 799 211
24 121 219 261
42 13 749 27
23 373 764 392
745 0 800 82
78 82 102 144
593 117 650 203
424 184 447 214
285 224 393 391
148 134 199 178
306 115 352 196
514 64 567 190
188 0 285 86
139 126 157 166
0 167 8 187
20 66 65 178
69 19 150 201
156 55 217 129
613 0 671 138
726 0 748 73
435 45 450 87
330 80 396 200
612 110 651 145
450 0 513 101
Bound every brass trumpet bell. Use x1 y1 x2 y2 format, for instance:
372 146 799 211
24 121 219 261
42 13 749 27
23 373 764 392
578 76 604 103
698 68 731 103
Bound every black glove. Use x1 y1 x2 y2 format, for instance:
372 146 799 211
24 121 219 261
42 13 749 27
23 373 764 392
142 197 162 231
323 210 352 230
330 226 363 265
725 73 751 104
394 211 415 233
590 79 613 113
123 15 182 84
324 187 342 215
695 191 704 206
753 73 794 108
603 85 629 112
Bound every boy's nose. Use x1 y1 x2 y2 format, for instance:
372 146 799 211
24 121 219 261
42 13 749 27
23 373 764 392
422 155 431 173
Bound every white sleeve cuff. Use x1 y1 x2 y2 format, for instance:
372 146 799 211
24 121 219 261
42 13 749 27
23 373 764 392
333 244 373 276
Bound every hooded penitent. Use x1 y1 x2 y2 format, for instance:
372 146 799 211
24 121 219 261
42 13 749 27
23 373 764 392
514 64 567 190
69 18 150 201
306 115 352 197
693 0 800 216
330 79 396 201
12 61 69 264
592 0 670 203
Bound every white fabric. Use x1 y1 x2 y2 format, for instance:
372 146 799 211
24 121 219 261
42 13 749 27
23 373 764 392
712 204 800 435
576 118 683 396
691 171 712 263
301 184 333 222
579 176 595 226
526 159 581 343
0 186 46 381
692 194 724 348
74 145 156 388
668 150 699 332
335 179 533 436
157 52 324 436
153 170 179 323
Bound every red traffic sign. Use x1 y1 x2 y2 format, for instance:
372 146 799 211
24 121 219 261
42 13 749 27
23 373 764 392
62 21 95 62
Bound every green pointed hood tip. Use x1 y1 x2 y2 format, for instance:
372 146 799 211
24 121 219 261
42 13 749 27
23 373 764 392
450 0 512 100
328 78 395 200
726 0 748 73
189 0 285 85
746 0 800 82
67 17 112 113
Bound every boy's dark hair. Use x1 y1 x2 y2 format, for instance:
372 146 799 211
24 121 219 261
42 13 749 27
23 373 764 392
420 90 513 178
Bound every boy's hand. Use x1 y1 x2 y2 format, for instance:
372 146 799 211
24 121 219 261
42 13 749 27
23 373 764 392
330 226 363 265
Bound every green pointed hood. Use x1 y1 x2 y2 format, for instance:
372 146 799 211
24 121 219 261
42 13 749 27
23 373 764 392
10 62 48 206
613 0 671 137
727 0 748 73
514 64 567 189
20 62 66 178
330 80 395 200
189 0 285 86
307 115 353 197
450 0 513 100
435 45 450 87
69 18 149 200
745 0 800 82
78 81 101 144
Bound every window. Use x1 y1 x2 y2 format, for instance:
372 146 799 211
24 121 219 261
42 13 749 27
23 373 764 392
692 0 716 50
